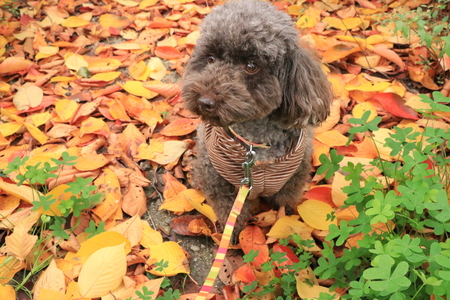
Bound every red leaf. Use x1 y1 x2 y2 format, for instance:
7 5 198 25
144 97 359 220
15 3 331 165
239 225 269 270
303 186 334 207
372 93 420 120
154 46 183 60
272 242 300 275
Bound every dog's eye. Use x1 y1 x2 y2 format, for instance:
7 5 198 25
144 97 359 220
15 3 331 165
244 62 259 74
206 56 215 64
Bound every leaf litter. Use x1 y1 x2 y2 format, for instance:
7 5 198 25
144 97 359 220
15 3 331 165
0 0 449 299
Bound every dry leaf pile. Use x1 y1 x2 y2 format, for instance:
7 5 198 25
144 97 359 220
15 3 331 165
0 0 449 299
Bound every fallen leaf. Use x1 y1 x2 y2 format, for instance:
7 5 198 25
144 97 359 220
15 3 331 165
13 85 43 111
147 241 190 276
297 200 338 230
78 243 127 298
239 225 269 270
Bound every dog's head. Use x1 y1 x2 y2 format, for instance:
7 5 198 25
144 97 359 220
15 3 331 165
181 0 333 128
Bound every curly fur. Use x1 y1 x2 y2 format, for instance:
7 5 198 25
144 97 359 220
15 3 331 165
182 0 333 239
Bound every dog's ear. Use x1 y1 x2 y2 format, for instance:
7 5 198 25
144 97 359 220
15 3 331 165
275 44 333 128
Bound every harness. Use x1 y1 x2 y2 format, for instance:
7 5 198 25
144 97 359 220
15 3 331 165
203 122 307 199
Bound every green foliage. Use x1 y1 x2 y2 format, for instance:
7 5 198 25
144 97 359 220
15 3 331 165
314 92 450 299
2 152 103 239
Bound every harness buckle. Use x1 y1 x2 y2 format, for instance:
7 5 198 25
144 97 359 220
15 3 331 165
241 145 256 188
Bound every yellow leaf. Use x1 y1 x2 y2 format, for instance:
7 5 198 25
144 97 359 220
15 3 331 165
90 72 121 81
297 200 337 230
183 190 217 223
132 278 164 300
13 85 43 111
37 289 65 300
149 140 189 165
372 128 395 161
352 101 377 122
31 112 51 127
346 81 391 92
184 30 200 46
331 172 351 207
159 189 198 214
0 284 15 300
120 81 158 99
33 260 65 300
148 57 166 81
23 123 48 145
140 220 163 248
0 122 23 137
61 16 90 27
36 184 74 216
0 256 25 284
114 0 140 7
88 58 122 73
5 212 40 260
55 99 80 122
296 269 338 299
323 16 364 30
70 231 131 264
0 180 42 204
139 0 159 9
35 46 59 60
267 216 312 239
64 53 89 72
78 243 127 298
148 242 190 276
129 61 150 81
109 215 143 247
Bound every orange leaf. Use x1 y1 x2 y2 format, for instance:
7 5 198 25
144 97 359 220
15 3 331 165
159 189 200 215
239 225 269 270
129 61 150 81
322 44 359 64
315 130 348 147
0 57 33 75
92 168 122 222
163 172 186 199
32 260 65 300
143 82 181 98
121 123 146 156
80 117 110 137
75 153 109 171
371 44 405 71
99 14 132 30
233 264 257 284
54 99 79 122
61 16 90 27
141 220 163 247
36 184 75 216
154 46 184 60
160 118 200 136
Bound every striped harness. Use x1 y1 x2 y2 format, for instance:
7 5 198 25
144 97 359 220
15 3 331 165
203 122 307 199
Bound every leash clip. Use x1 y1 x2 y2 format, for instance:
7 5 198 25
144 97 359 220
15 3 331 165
241 145 256 188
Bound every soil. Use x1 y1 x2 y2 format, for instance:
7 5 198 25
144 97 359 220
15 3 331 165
141 163 230 295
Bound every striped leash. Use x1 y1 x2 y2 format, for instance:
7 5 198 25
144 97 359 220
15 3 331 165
195 146 256 300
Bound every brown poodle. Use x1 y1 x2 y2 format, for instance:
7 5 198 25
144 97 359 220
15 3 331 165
181 0 333 239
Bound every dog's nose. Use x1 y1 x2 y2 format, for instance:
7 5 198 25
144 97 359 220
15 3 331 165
198 97 216 111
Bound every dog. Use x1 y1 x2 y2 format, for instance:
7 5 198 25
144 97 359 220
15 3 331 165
181 0 333 240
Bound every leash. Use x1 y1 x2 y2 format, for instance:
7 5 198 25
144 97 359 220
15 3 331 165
195 146 256 300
